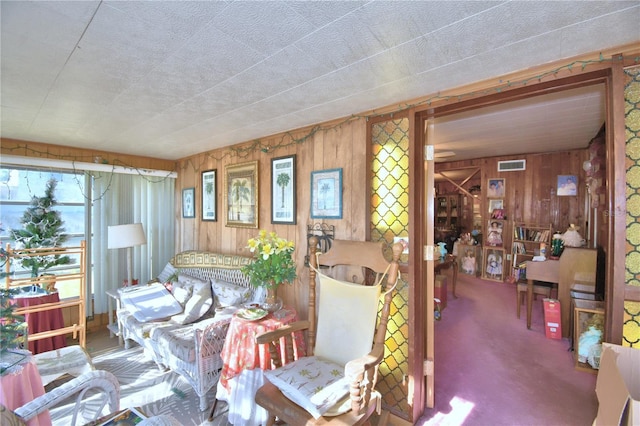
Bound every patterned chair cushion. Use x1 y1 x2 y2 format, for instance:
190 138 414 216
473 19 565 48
211 278 252 307
170 276 213 325
119 284 183 323
263 356 350 419
150 323 197 363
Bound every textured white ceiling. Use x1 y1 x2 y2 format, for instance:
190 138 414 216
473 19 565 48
1 1 638 161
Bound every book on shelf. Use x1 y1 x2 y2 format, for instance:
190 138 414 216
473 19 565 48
512 242 526 254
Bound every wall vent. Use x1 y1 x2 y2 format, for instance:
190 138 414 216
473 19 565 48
497 160 526 172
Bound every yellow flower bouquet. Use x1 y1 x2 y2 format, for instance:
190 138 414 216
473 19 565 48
242 230 297 290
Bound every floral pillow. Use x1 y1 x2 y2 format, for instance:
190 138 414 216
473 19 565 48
263 356 350 419
170 275 213 325
211 278 252 307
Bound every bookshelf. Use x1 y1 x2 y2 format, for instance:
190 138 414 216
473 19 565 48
511 223 553 280
436 194 460 230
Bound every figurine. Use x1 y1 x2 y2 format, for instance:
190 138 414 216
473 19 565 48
437 242 448 260
561 224 585 247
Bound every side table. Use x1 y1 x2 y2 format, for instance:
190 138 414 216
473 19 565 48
105 289 123 346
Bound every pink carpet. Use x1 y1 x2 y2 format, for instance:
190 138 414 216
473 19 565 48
418 272 598 426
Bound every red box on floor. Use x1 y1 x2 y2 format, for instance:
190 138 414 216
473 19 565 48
435 275 447 310
543 298 562 339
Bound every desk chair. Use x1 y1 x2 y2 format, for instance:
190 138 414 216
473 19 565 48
254 238 402 425
516 282 552 319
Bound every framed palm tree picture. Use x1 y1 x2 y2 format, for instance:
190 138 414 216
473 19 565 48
224 161 258 228
271 155 296 224
311 168 342 219
201 169 217 221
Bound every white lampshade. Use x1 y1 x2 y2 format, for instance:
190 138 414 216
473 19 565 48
108 223 146 249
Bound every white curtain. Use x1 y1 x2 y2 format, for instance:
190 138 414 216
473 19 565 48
91 172 175 314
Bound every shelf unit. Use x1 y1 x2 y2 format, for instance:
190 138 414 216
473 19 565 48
511 223 553 280
436 194 460 230
4 241 87 349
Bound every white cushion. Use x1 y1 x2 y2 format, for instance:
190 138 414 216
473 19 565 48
211 278 251 307
170 279 193 307
170 275 213 325
119 284 183 323
263 356 350 419
314 272 381 366
157 262 176 283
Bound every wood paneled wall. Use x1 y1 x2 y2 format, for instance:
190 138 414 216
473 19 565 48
175 118 369 318
436 149 590 234
1 138 176 171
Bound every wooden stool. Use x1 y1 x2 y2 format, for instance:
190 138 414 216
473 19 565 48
516 282 552 319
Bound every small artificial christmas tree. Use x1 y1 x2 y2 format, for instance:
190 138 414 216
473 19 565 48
0 246 26 356
9 178 72 278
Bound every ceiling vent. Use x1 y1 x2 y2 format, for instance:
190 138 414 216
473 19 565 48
497 160 526 172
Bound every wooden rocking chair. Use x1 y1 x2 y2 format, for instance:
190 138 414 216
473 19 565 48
254 237 402 425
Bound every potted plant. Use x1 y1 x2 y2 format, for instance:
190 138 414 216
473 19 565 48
242 230 297 312
9 178 73 290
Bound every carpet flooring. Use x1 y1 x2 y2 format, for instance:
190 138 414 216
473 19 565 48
418 272 598 426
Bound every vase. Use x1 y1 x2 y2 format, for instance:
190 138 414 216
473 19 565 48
261 286 283 313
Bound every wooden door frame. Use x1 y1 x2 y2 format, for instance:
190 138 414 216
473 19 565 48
409 50 637 419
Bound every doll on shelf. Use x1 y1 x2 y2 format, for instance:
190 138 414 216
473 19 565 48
486 221 503 246
486 252 503 279
461 249 476 275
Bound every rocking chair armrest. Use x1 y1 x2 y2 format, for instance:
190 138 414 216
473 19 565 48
13 370 120 423
254 320 310 345
344 342 385 379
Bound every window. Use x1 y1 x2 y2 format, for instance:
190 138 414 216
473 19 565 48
0 167 87 299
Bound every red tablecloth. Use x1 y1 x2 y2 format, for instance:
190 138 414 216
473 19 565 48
219 308 305 391
16 293 66 355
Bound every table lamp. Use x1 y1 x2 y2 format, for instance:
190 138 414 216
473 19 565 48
108 223 146 287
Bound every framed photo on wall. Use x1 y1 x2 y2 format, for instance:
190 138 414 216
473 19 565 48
182 187 195 219
557 175 577 196
201 169 217 221
271 155 296 224
311 168 343 219
482 247 505 282
488 198 503 213
487 178 505 198
224 161 259 228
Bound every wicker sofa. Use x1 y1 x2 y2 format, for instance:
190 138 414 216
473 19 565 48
117 250 260 411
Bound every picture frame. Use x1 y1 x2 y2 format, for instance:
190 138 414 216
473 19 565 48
224 161 259 228
182 187 195 219
488 198 503 213
310 168 343 219
486 219 504 247
487 178 505 198
557 175 577 196
482 247 505 282
201 169 217 221
271 155 296 224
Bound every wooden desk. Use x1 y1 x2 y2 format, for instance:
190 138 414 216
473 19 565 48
435 255 458 298
216 308 305 426
525 248 598 337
